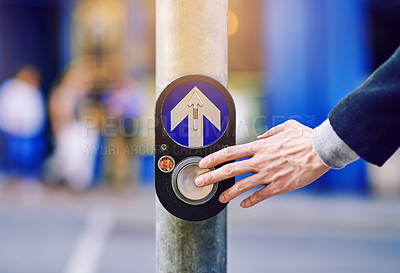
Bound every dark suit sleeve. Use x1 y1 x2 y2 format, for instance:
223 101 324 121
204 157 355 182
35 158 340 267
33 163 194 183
328 46 400 166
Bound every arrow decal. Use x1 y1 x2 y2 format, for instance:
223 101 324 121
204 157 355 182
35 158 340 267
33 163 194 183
171 86 221 147
187 88 204 131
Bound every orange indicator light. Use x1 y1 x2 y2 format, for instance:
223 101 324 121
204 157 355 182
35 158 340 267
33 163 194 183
158 155 175 173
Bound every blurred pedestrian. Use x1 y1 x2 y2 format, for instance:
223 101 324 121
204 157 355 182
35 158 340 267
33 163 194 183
100 75 148 188
45 66 101 191
0 66 46 184
195 46 400 207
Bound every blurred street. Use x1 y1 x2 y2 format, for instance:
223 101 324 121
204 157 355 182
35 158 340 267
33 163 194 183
1 1 400 272
0 183 399 273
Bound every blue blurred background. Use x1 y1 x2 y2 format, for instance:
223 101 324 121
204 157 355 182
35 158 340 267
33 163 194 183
0 0 400 272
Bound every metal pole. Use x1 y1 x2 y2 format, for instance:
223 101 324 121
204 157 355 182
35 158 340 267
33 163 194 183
155 1 228 272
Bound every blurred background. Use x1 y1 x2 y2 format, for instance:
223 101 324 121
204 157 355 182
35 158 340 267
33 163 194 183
0 0 400 272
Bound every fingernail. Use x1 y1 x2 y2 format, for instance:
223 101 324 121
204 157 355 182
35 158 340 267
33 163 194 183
195 177 204 187
240 200 247 207
219 194 226 203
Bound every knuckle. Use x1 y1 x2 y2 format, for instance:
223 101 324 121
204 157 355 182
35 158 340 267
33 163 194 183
250 157 262 170
209 154 217 166
246 197 255 207
249 142 257 154
207 172 216 184
272 187 284 196
202 173 212 185
256 171 268 183
223 164 233 176
223 146 233 158
201 174 209 184
253 190 264 201
286 119 302 130
283 119 296 129
247 160 256 173
286 119 297 125
236 180 247 193
223 190 233 200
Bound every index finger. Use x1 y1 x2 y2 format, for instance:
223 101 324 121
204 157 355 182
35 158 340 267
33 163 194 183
199 143 254 169
257 126 284 140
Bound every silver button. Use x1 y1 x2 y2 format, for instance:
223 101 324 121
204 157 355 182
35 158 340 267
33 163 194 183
172 157 218 205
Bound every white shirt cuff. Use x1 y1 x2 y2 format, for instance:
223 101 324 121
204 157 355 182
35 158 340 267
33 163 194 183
312 119 360 169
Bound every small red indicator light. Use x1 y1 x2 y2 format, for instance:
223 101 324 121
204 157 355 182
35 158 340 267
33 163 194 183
158 156 175 173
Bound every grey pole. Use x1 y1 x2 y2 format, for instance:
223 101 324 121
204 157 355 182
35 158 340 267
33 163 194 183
155 1 228 272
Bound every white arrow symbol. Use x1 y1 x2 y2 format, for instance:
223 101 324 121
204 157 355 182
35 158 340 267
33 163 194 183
171 86 221 147
187 89 204 131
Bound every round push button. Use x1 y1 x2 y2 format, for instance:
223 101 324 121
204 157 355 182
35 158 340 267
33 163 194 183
172 157 218 205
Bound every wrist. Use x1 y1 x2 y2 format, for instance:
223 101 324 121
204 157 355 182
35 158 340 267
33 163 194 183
312 119 359 169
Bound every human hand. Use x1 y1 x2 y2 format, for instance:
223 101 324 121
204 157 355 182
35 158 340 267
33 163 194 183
194 120 330 208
